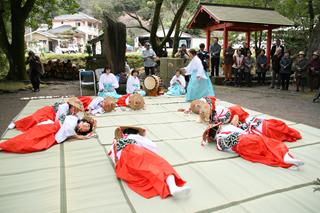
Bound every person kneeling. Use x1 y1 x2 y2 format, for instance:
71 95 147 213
126 69 146 96
166 69 186 96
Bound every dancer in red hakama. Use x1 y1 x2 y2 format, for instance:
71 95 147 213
116 93 145 110
202 123 303 169
0 115 96 153
108 126 190 199
210 105 249 125
78 96 116 114
9 97 84 132
238 116 301 142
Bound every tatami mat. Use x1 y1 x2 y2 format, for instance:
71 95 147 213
1 95 320 213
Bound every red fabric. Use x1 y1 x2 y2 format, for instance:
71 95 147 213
78 96 93 110
233 134 292 168
0 122 60 153
15 106 56 132
206 96 216 110
228 105 249 123
116 94 131 107
115 144 186 199
262 119 302 142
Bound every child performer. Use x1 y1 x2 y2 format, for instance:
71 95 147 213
202 123 303 169
78 96 116 115
108 126 190 199
116 93 145 110
8 97 84 132
0 115 96 153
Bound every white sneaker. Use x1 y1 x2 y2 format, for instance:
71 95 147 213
8 123 15 129
171 186 191 198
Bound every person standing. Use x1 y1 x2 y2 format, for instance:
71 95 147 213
26 51 42 92
175 43 190 84
270 48 282 89
271 39 284 58
256 49 268 85
197 43 210 72
210 37 221 77
223 45 234 82
280 51 293 90
243 51 255 87
241 42 250 57
142 42 157 76
175 43 189 63
308 51 320 92
232 49 245 87
294 51 308 92
182 49 215 102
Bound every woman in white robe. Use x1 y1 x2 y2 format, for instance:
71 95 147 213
126 69 146 96
166 69 186 96
182 49 214 101
98 66 121 99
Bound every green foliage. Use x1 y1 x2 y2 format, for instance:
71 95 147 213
27 0 79 29
0 52 9 80
126 52 144 68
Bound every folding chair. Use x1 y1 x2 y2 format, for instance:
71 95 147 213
95 68 104 82
79 69 97 96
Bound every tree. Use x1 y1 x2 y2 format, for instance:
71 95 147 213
0 0 78 80
112 0 191 57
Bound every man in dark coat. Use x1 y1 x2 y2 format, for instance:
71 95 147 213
26 51 42 92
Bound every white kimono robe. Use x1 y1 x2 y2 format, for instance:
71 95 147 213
108 134 159 164
184 56 207 79
126 75 141 94
170 75 186 88
55 115 78 143
88 97 105 115
98 73 119 91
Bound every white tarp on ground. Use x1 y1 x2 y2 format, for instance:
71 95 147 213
1 96 320 213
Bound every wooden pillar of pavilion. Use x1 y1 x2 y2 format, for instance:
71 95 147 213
266 27 272 64
206 29 211 51
245 32 251 46
223 24 228 49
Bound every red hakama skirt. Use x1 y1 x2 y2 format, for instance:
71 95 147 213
15 106 56 132
78 96 93 110
262 119 302 142
232 134 293 168
0 122 60 153
115 144 186 199
229 105 249 123
117 94 130 107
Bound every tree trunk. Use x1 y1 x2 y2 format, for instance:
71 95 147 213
7 17 28 80
308 0 314 38
172 15 181 57
307 20 320 58
150 0 164 56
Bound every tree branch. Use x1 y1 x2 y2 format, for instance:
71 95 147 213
126 12 151 33
21 0 36 19
159 0 190 47
150 0 164 48
0 0 11 54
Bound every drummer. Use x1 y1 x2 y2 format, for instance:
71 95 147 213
142 42 157 76
126 69 146 96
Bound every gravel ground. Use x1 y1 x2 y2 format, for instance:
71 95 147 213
0 80 319 136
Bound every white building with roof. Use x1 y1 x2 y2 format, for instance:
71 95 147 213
52 12 102 42
25 12 102 53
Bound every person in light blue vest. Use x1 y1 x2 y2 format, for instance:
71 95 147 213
98 66 122 99
166 69 186 96
126 69 146 96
